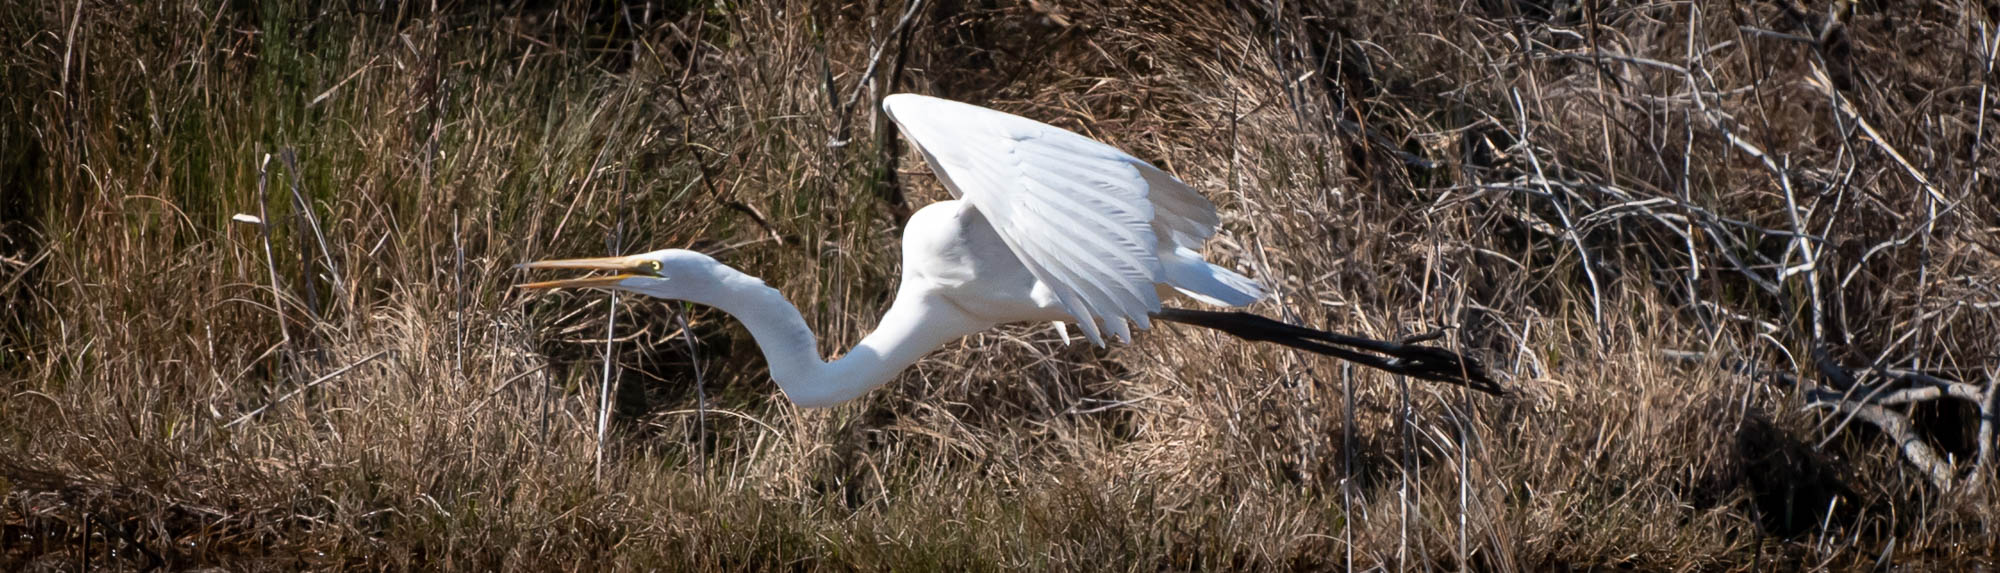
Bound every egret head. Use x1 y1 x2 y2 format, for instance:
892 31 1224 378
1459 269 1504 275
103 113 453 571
516 249 731 301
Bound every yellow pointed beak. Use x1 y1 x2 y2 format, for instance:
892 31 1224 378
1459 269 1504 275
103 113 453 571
515 256 652 290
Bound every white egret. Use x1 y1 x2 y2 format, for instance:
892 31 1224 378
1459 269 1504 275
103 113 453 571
520 94 1497 407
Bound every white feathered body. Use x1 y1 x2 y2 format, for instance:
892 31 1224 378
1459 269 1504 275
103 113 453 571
526 93 1266 407
898 200 1069 324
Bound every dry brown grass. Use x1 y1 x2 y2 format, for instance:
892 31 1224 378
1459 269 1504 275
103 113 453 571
2 0 1997 570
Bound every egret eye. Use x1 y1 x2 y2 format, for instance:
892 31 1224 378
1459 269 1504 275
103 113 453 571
642 260 664 276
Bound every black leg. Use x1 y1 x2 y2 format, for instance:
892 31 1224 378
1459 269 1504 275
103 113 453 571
1153 308 1505 396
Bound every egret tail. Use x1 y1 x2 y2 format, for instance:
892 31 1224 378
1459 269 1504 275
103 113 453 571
1163 247 1264 307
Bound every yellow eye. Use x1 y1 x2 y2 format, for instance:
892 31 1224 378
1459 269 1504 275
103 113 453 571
643 260 664 275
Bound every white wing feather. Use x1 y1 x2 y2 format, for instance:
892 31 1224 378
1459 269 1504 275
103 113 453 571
885 93 1213 345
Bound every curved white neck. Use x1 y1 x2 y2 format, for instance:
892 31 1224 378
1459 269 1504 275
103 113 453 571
684 270 991 407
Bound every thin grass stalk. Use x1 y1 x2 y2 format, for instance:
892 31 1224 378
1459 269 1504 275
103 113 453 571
279 149 343 313
454 209 465 380
676 307 706 479
1343 362 1355 572
595 186 628 484
254 152 292 378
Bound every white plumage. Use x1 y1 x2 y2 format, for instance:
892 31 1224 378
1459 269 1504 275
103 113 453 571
884 93 1259 344
521 93 1262 407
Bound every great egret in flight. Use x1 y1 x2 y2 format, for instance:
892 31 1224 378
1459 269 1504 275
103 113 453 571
520 94 1498 407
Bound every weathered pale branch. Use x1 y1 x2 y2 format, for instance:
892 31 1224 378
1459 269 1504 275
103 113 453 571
224 351 392 429
1805 388 1955 488
1853 384 1984 407
1975 372 1998 487
1660 349 1991 490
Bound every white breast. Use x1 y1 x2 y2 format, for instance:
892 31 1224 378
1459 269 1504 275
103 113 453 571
898 201 1069 323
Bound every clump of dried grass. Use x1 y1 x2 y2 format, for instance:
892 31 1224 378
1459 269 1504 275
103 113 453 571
2 0 1996 570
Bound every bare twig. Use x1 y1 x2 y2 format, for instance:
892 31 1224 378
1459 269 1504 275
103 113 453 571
594 192 628 483
1342 362 1355 573
59 0 82 93
833 0 926 145
865 0 925 222
1736 26 1815 44
594 299 621 483
307 56 383 108
1536 50 1690 75
1662 349 1982 489
1847 383 1983 407
224 351 391 429
674 306 706 477
254 154 292 357
1509 89 1605 344
278 150 344 310
581 73 642 484
1975 368 1998 487
1803 65 1949 206
454 210 465 380
1805 388 1955 488
0 249 51 300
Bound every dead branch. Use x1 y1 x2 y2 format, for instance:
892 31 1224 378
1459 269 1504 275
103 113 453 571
1977 370 1998 487
1662 349 1995 490
224 350 393 429
1805 388 1956 488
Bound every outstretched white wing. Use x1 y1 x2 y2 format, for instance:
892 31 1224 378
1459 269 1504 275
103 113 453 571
883 93 1224 345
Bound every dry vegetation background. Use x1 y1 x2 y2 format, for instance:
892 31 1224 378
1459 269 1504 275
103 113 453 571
2 0 1997 570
